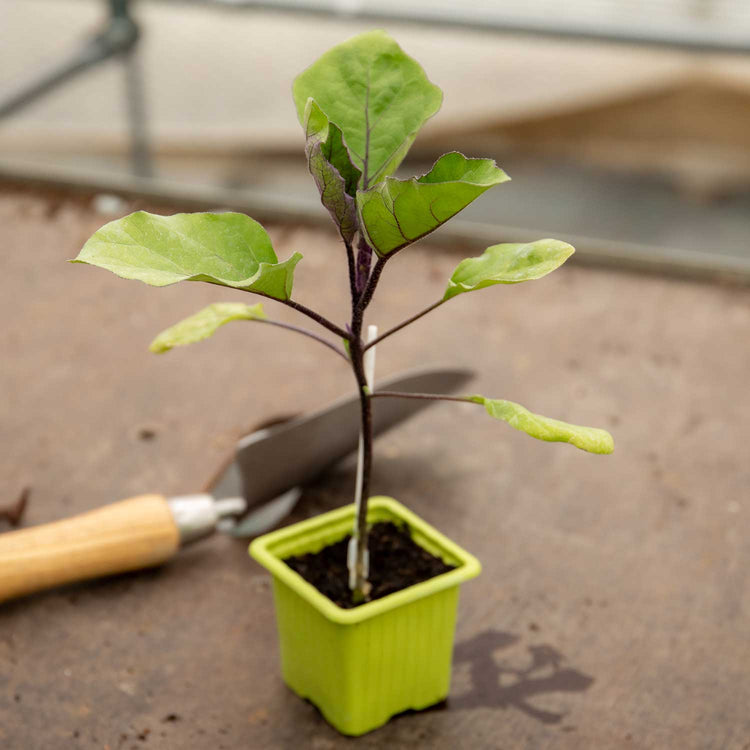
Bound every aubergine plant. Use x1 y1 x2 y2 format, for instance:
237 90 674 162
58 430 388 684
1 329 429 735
74 31 613 601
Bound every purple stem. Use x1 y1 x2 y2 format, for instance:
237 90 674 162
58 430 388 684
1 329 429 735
363 299 446 351
355 235 373 295
370 391 472 404
260 320 349 361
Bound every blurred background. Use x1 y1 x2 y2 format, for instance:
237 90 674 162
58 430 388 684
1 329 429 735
1 0 750 278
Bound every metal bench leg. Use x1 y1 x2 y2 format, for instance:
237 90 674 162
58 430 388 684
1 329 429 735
0 0 152 177
122 42 152 178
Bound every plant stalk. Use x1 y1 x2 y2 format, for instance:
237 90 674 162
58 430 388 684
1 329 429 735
347 322 374 600
370 391 472 404
345 243 388 600
364 299 445 351
353 384 372 599
282 299 349 339
356 255 387 315
260 319 349 361
355 235 373 296
344 239 359 305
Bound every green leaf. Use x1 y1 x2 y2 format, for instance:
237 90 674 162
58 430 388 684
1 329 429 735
444 239 575 300
357 152 509 256
72 212 302 301
293 30 442 188
305 98 361 197
150 302 267 353
304 99 361 242
469 395 614 454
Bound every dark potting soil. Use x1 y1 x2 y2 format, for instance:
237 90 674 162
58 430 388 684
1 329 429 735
284 522 455 609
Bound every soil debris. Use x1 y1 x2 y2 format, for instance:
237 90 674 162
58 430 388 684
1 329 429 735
0 487 30 527
285 521 455 609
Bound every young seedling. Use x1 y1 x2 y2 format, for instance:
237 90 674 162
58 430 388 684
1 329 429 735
73 31 613 603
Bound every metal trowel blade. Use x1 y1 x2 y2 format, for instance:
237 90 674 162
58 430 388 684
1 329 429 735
210 367 474 536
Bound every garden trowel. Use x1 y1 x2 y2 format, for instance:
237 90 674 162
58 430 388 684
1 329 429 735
0 368 472 604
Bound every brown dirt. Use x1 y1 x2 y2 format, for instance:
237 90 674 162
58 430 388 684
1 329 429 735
284 521 455 608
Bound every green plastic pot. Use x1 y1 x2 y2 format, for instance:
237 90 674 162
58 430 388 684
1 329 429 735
249 496 481 736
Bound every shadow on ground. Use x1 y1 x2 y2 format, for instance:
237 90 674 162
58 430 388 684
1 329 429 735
451 629 594 724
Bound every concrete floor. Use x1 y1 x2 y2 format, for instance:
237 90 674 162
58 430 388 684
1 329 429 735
1 184 749 748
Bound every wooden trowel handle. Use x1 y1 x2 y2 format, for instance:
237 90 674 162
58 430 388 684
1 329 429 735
0 495 180 604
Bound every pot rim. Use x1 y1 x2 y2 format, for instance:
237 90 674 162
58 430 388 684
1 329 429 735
249 496 481 625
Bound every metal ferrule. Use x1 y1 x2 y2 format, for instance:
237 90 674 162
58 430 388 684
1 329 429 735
167 494 246 545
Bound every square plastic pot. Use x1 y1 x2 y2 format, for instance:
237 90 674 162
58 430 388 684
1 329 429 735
249 496 481 736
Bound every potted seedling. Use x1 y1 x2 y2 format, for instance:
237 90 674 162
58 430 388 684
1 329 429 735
73 30 613 735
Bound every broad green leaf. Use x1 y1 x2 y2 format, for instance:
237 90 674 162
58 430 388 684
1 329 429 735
73 212 302 301
293 30 442 188
469 395 614 454
444 239 575 300
304 99 361 242
357 152 509 256
150 303 267 353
